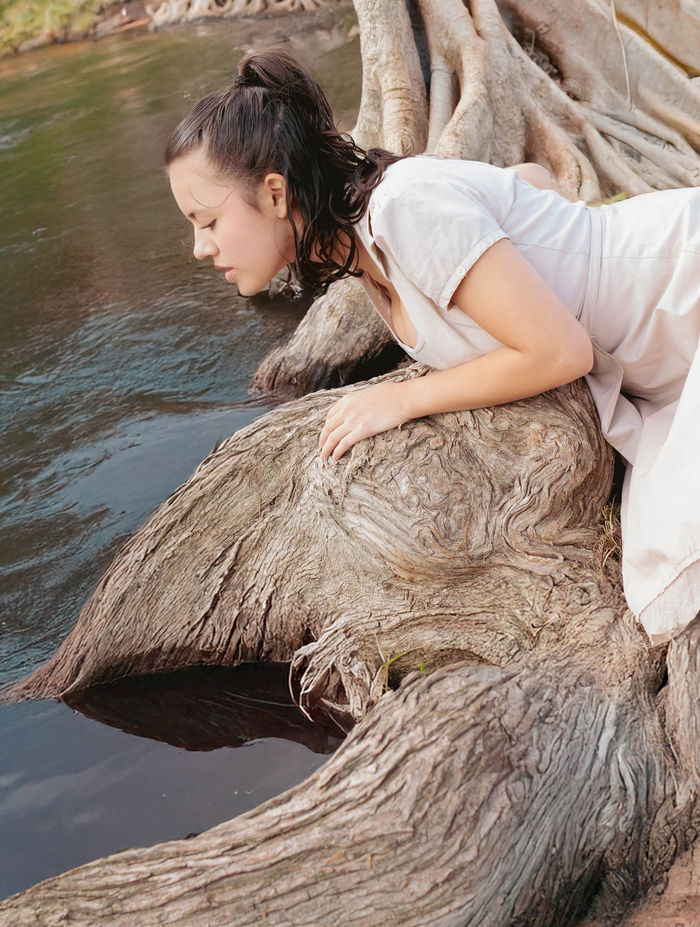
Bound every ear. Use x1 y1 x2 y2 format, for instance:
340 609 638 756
262 172 288 219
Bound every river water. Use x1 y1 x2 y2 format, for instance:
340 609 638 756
0 10 359 898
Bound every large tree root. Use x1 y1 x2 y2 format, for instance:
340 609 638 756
3 372 613 713
250 276 404 396
3 371 700 924
5 1 700 921
0 631 685 927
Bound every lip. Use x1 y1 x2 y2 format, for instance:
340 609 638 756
214 265 236 282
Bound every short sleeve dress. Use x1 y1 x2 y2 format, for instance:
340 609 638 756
352 155 700 644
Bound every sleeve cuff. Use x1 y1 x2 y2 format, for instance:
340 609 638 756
437 229 509 310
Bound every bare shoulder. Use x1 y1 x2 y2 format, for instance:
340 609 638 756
508 162 553 190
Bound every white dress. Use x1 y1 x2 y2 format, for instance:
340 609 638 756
352 155 700 644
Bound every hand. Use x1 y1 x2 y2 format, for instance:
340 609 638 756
319 381 412 461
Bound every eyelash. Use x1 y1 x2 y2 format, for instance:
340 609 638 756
199 220 216 231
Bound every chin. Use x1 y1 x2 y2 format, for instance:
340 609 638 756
237 279 267 298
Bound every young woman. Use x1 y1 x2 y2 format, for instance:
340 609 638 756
166 48 700 648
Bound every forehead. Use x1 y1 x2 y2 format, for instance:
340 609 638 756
168 151 235 217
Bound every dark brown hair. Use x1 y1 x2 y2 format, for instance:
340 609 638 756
164 47 408 289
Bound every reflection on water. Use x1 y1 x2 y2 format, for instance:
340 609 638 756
0 9 360 899
0 696 330 900
67 663 345 753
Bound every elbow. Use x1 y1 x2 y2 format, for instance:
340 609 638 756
557 337 594 384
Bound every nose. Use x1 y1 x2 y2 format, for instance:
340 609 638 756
193 229 218 262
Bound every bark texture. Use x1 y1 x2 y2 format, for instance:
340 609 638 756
4 0 700 923
2 371 699 926
250 276 404 396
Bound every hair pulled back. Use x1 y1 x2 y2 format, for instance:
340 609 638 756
164 47 407 289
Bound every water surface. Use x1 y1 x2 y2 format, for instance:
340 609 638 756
0 10 360 897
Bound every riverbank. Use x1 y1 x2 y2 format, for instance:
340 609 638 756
1 0 145 55
0 0 351 56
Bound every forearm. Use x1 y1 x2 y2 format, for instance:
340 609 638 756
399 344 590 420
318 345 591 461
319 235 595 460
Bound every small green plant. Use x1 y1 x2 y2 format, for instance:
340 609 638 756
378 647 419 691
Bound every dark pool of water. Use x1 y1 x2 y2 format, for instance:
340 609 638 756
0 9 360 898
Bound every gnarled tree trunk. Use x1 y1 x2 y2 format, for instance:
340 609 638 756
3 1 700 924
0 369 698 926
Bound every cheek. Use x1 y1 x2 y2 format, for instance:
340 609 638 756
249 220 279 255
274 221 297 259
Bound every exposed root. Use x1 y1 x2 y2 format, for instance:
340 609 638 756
352 0 428 152
250 276 403 397
146 0 339 26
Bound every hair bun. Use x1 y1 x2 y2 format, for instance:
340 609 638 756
233 64 258 89
234 49 302 101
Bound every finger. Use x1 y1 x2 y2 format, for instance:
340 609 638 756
319 401 349 446
320 422 353 461
321 423 351 460
319 410 346 446
332 432 360 461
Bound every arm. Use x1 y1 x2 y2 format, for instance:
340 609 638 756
393 237 592 417
319 238 593 461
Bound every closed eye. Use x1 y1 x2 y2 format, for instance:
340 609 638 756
202 219 216 230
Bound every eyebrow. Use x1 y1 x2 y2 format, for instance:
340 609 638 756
188 211 199 220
